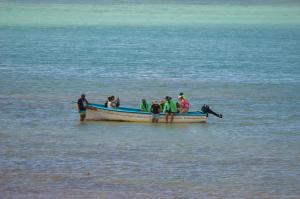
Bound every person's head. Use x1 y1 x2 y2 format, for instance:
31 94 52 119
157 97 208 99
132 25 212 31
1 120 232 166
166 96 172 102
142 99 146 104
165 96 169 100
111 96 115 100
179 92 183 96
178 96 183 101
81 94 85 99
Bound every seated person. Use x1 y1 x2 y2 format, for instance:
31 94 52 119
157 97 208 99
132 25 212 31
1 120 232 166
178 96 190 113
107 96 113 108
115 97 120 107
107 96 120 109
178 92 188 100
104 97 109 107
111 96 120 108
140 99 150 112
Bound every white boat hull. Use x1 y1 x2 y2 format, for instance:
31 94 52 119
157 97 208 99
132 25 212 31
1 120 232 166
85 104 207 123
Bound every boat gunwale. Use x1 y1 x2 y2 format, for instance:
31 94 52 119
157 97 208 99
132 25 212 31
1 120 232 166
87 103 207 117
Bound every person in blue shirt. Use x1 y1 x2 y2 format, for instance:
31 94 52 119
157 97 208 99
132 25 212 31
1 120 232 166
77 94 89 121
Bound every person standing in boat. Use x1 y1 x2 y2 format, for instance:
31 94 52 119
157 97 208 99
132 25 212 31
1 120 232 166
151 101 161 123
140 99 150 112
163 96 177 123
77 94 89 121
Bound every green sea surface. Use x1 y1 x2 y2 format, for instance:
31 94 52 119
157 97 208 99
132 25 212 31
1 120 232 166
1 3 300 26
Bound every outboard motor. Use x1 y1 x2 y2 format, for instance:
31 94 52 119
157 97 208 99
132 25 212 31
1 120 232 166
201 104 223 118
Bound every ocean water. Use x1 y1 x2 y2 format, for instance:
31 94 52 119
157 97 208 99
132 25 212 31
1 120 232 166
1 1 300 198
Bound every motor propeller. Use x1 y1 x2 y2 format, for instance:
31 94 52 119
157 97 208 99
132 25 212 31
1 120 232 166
201 104 223 118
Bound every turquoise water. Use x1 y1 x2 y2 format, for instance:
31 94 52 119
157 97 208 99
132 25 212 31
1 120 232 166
1 2 300 198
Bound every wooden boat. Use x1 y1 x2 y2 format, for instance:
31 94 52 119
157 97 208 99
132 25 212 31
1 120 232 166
85 103 207 123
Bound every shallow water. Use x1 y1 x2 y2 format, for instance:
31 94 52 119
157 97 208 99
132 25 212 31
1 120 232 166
1 1 300 198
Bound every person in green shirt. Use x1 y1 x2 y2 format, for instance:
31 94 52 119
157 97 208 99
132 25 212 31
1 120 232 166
160 99 165 111
163 96 177 123
140 99 150 112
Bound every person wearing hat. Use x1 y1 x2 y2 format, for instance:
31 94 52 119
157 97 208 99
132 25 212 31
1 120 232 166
178 95 190 113
77 94 89 121
179 92 188 100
